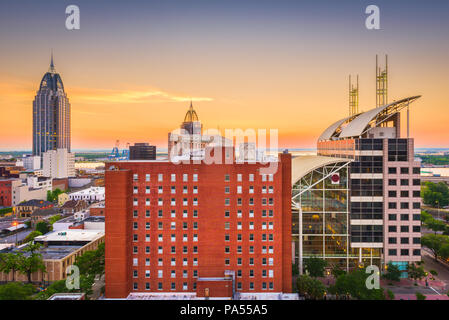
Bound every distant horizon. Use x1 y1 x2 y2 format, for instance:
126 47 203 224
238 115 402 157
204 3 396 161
1 147 449 154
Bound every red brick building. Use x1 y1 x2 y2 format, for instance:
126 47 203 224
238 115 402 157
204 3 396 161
104 151 292 298
0 178 17 207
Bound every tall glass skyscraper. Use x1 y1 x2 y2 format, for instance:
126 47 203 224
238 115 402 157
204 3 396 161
32 54 70 156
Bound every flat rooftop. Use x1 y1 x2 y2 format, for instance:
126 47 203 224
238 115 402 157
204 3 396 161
84 216 105 223
48 293 85 300
69 187 104 196
10 244 82 260
39 245 82 260
34 229 104 243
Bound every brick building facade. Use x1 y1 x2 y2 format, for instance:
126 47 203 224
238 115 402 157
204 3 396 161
104 151 292 298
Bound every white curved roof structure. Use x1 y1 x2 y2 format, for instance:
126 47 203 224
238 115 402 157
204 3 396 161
318 95 421 141
317 115 355 141
291 155 351 186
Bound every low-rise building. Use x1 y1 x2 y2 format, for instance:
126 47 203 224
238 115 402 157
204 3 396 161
16 199 54 218
52 178 69 191
58 193 69 206
30 207 60 225
60 200 88 215
89 201 105 216
0 229 104 283
53 215 104 231
0 178 20 207
26 176 52 191
22 155 41 171
69 187 105 204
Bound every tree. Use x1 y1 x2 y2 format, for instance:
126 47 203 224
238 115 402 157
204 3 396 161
383 262 401 282
47 188 64 202
35 221 51 235
421 233 449 260
35 280 67 300
304 257 327 278
329 268 385 300
415 292 426 300
331 264 346 278
422 181 449 207
296 274 326 300
439 243 449 260
408 263 426 285
23 230 42 243
18 243 46 283
426 219 447 234
0 282 34 300
48 215 62 225
387 289 395 300
421 210 433 224
429 270 438 277
75 242 105 278
0 252 23 281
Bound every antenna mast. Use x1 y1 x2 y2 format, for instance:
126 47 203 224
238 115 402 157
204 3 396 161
349 75 359 116
376 54 388 108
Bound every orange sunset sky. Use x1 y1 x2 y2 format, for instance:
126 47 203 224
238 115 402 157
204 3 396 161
0 1 448 151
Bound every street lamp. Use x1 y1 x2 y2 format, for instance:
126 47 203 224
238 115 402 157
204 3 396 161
12 220 18 246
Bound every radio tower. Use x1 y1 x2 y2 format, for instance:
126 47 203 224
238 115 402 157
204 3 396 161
376 54 388 108
349 75 359 116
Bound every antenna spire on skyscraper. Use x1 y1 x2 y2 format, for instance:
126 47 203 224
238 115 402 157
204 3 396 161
49 49 56 73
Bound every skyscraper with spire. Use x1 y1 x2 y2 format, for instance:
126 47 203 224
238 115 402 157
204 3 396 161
32 53 71 156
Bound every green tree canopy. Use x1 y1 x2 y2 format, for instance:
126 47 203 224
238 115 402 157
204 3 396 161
383 262 401 282
18 243 46 283
304 257 328 278
408 263 427 285
74 242 105 277
35 221 51 234
331 264 346 278
48 215 62 225
0 282 35 300
422 181 449 207
296 274 326 300
329 268 385 300
421 233 449 260
35 280 67 300
416 292 426 300
47 188 64 202
0 252 23 281
23 230 42 243
426 219 448 234
421 210 433 224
